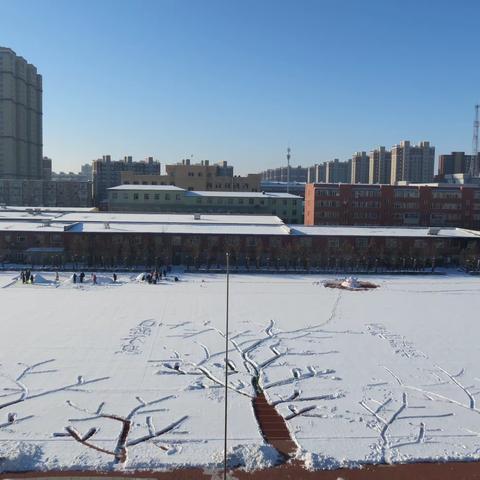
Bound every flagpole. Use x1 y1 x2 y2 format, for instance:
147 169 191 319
223 252 230 480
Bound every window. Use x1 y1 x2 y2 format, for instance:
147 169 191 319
144 194 150 200
249 198 254 205
238 199 244 204
111 192 118 199
414 239 426 249
165 194 170 200
154 194 160 200
355 238 369 248
133 193 139 200
176 194 181 201
386 238 398 249
328 238 340 248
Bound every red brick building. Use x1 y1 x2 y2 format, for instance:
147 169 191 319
0 208 479 270
304 183 480 229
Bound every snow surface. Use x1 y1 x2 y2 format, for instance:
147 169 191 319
1 271 480 473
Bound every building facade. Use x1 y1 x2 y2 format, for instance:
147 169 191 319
391 141 435 184
304 182 480 229
0 210 478 269
307 163 327 183
108 185 303 223
438 152 480 177
42 156 52 180
261 165 310 183
0 178 92 207
92 155 160 207
369 146 391 184
351 152 370 184
121 159 261 193
0 47 43 179
325 159 352 183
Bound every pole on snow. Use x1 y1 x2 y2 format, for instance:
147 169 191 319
223 252 230 480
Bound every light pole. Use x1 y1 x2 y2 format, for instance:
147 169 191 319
223 252 230 479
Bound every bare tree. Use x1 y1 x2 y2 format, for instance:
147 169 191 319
56 395 188 465
359 366 458 463
0 359 108 431
150 319 344 459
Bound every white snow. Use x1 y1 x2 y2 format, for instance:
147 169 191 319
1 271 480 473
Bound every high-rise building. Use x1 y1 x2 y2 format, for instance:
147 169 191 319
0 47 43 179
351 152 370 184
438 152 480 177
369 146 392 184
391 141 435 184
307 163 326 183
42 156 52 180
261 165 309 182
325 159 352 183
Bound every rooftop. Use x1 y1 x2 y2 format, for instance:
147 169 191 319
0 208 478 238
108 185 302 199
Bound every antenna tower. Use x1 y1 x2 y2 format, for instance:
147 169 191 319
470 104 479 176
286 147 291 193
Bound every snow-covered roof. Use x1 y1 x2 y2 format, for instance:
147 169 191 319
0 214 479 238
108 185 302 199
109 184 184 191
290 225 480 238
184 191 302 199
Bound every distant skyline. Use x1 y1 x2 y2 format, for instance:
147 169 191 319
1 0 479 175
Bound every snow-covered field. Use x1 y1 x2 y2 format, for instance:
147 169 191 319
1 270 480 473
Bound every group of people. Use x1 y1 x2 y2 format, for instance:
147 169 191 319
20 269 34 284
72 272 86 284
141 270 166 284
72 272 118 284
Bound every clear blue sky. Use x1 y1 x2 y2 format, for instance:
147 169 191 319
1 0 479 174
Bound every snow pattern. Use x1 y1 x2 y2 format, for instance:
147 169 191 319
0 270 480 472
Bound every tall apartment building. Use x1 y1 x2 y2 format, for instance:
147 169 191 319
369 146 392 184
121 159 261 193
351 152 370 184
438 152 480 177
391 141 435 184
0 47 43 179
92 155 160 206
307 163 327 183
261 165 309 182
325 159 352 183
42 156 52 180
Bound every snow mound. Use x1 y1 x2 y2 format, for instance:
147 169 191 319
0 441 44 470
298 450 361 471
32 273 53 285
213 444 282 471
135 273 146 282
341 276 360 289
94 275 114 285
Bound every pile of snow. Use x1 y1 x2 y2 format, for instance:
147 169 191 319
135 272 147 282
213 444 282 471
31 273 54 285
340 277 360 289
94 275 114 285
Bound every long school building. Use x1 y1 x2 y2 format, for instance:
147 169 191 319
0 208 479 270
